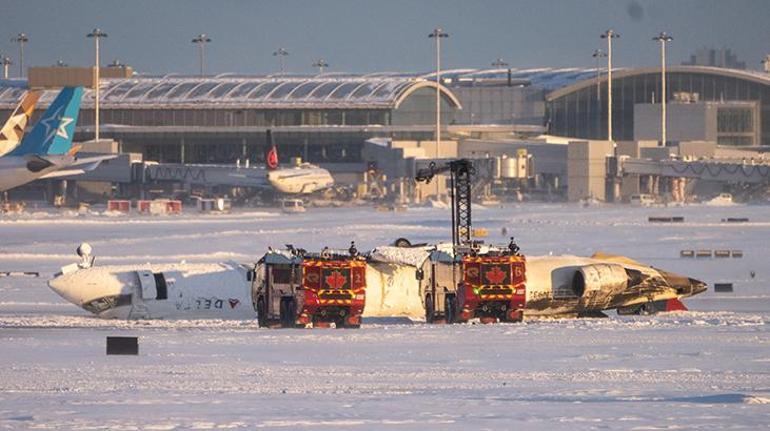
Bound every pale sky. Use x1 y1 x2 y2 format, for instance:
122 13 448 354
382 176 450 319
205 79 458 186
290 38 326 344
3 0 769 76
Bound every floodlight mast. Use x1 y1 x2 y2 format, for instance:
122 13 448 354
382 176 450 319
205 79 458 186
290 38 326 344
191 34 212 76
592 49 606 101
273 48 289 73
600 29 619 146
492 58 512 87
87 28 108 142
429 28 449 198
653 32 673 147
11 33 28 77
1 56 12 79
312 58 329 74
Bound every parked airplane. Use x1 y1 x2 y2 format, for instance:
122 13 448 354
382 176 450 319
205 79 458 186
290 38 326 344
0 87 116 192
48 242 706 320
263 130 335 195
0 89 41 156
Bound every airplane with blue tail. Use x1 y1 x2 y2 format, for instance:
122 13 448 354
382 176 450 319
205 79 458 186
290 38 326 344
0 86 116 191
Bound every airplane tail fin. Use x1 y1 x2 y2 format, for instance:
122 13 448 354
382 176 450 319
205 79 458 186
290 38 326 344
0 90 42 156
265 129 279 170
9 86 84 157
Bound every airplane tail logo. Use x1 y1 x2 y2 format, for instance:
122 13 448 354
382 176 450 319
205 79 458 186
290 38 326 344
9 86 84 157
266 146 278 170
265 129 279 170
0 90 41 157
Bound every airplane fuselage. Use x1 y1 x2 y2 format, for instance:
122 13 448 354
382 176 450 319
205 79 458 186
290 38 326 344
49 262 255 319
267 164 334 194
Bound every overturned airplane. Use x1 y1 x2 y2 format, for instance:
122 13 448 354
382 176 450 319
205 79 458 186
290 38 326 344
48 242 706 322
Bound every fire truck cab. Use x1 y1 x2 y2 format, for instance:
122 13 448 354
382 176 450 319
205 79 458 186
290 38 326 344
418 248 461 323
420 242 526 323
252 245 367 328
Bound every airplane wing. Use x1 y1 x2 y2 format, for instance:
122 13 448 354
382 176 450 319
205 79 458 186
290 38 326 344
37 154 117 179
590 251 647 268
39 169 87 179
70 154 118 171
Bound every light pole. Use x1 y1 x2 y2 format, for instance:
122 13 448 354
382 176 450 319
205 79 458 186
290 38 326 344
1 56 12 79
429 29 449 154
429 28 448 154
600 29 619 143
87 28 108 142
491 58 508 69
273 48 289 73
592 49 607 139
11 33 28 77
653 32 673 147
592 49 606 101
312 58 329 74
191 34 211 76
429 28 449 198
492 57 513 87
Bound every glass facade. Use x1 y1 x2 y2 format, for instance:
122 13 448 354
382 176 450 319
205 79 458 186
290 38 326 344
547 71 770 146
0 76 462 166
75 108 390 128
117 133 369 165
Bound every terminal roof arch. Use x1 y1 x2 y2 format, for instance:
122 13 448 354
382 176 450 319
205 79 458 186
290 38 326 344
546 65 770 101
393 80 461 109
0 76 462 110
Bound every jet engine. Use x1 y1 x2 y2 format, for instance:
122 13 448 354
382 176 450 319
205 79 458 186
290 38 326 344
572 264 628 308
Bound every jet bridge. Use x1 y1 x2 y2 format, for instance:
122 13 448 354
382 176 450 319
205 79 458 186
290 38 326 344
58 156 271 188
138 163 270 188
620 158 770 184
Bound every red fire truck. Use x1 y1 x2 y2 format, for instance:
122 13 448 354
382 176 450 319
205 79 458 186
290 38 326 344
419 244 526 323
414 159 526 323
457 250 526 323
252 245 366 328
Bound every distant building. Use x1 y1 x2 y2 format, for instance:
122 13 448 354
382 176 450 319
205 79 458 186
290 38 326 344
682 47 746 70
2 64 769 173
546 66 770 146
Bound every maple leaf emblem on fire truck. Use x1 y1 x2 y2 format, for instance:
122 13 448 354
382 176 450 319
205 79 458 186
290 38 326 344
325 270 347 289
484 266 508 284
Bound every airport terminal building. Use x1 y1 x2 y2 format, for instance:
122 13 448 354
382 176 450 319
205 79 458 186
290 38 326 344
546 66 770 146
0 65 768 201
1 66 768 158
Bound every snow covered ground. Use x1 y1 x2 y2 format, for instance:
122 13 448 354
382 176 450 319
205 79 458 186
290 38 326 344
1 203 768 429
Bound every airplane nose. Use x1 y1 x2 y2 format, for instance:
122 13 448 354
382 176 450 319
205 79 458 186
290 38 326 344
686 277 709 296
659 270 708 296
48 273 83 306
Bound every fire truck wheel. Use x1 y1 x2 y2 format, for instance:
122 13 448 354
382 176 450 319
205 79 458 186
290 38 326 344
444 294 457 324
335 317 360 329
425 294 435 323
337 322 360 329
279 297 296 328
256 297 268 327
